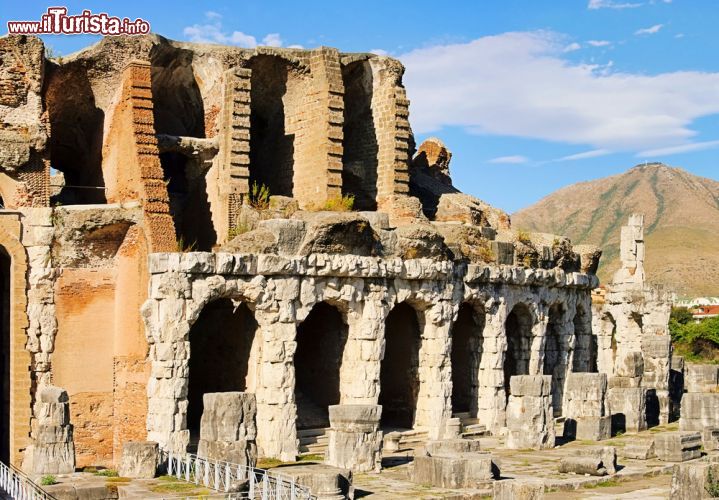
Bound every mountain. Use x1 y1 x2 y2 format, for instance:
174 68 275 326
513 164 719 297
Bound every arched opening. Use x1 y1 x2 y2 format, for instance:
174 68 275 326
187 299 259 445
601 313 618 371
504 303 534 400
248 55 296 198
294 302 348 430
572 305 598 373
0 248 9 463
341 60 378 210
151 47 216 251
543 304 565 416
379 302 422 429
450 304 485 417
46 65 106 204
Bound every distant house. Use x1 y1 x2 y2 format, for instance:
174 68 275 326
691 305 719 322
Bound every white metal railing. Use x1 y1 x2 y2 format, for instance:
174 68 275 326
0 461 55 500
162 451 314 500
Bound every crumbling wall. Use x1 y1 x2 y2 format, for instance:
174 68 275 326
0 35 49 208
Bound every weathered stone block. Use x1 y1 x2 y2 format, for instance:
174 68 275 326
608 387 647 433
493 479 545 499
655 432 702 462
681 393 719 432
326 405 382 473
621 439 656 460
425 439 481 457
616 351 644 378
198 392 257 467
412 453 498 488
558 456 607 476
685 364 719 393
584 446 618 474
506 376 555 450
670 461 719 500
703 427 719 452
24 386 75 475
565 416 611 441
118 441 159 479
198 439 257 466
275 464 352 500
383 431 401 453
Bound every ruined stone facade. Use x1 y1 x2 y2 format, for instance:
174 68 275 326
0 33 675 475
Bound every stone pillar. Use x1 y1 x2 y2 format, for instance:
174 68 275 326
23 386 75 474
608 351 647 434
215 67 251 243
476 308 506 433
254 315 299 461
414 307 453 440
326 405 382 473
506 375 555 450
563 373 610 441
197 392 257 467
339 300 387 405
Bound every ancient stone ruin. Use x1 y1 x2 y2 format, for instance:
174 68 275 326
0 32 702 497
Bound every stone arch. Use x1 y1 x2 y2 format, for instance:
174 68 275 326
341 59 378 210
247 54 309 198
503 302 535 401
450 303 485 418
0 226 30 466
379 301 422 429
572 303 598 373
186 297 260 443
543 303 567 416
294 302 349 430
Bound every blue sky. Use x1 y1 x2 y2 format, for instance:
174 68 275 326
4 0 718 212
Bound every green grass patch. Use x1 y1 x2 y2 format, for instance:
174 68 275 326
584 479 621 489
39 475 57 486
257 457 284 469
94 469 119 477
105 477 131 483
149 481 210 495
297 453 324 462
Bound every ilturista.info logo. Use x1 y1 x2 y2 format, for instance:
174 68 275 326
7 7 150 36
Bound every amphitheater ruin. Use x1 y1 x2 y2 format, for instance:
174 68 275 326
0 33 717 498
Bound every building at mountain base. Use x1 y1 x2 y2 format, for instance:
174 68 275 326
0 33 674 472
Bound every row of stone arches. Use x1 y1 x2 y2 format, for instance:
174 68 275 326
184 296 600 445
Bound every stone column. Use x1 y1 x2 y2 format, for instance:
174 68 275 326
414 305 453 439
326 405 382 473
198 392 257 467
476 307 506 433
563 373 610 441
505 375 555 450
339 299 387 404
254 312 299 461
22 386 75 474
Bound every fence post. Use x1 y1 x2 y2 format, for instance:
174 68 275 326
262 472 269 500
185 455 191 482
224 463 231 492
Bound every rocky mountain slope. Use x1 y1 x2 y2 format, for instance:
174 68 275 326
513 163 719 297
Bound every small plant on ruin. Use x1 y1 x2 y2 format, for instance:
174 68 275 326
249 181 271 210
322 194 355 212
227 221 251 240
517 229 532 245
40 475 57 486
94 469 119 477
476 243 496 263
176 236 197 252
706 467 719 498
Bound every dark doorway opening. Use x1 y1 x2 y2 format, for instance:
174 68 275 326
379 303 422 429
504 303 534 401
450 304 485 417
543 304 564 416
294 302 348 430
187 300 258 440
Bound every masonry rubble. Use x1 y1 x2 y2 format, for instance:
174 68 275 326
0 32 681 484
655 432 702 462
22 386 75 475
326 405 382 473
563 373 610 441
412 438 498 489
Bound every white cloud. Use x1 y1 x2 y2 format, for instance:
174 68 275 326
587 40 612 47
370 49 389 56
563 42 582 52
557 149 611 161
183 12 290 48
287 44 304 49
637 140 719 157
635 24 664 35
400 31 719 155
262 33 282 47
588 0 642 9
489 155 529 164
